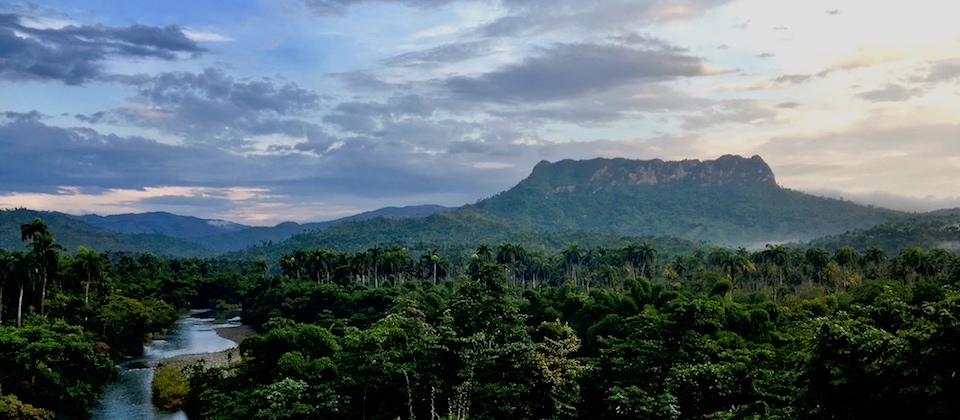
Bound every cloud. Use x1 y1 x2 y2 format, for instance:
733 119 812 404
756 120 960 201
681 100 779 130
445 41 709 103
479 0 735 38
0 13 204 84
383 40 495 66
803 189 960 213
858 84 924 102
301 0 457 16
109 68 325 147
832 44 904 70
922 58 960 83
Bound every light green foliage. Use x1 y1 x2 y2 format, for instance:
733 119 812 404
151 366 189 411
0 392 55 420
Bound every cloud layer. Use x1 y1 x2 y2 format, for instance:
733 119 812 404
1 0 958 223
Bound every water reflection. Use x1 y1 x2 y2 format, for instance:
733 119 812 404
92 317 238 419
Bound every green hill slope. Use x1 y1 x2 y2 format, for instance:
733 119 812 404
0 209 217 257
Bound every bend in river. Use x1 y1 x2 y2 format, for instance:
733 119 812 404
92 317 238 420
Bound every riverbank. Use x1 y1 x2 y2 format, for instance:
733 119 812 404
155 324 255 371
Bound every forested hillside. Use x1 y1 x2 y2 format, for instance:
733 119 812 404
809 215 960 254
0 209 217 257
475 156 904 245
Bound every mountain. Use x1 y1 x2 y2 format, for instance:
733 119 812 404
198 205 454 252
0 209 217 257
473 155 905 245
75 211 249 240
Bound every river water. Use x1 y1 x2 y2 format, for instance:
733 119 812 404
91 317 238 420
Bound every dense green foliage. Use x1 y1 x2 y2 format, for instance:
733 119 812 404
177 238 960 419
0 218 184 417
4 210 960 418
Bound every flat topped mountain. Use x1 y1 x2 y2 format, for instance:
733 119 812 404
476 155 903 245
528 155 776 193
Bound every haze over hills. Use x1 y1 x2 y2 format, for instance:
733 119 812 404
0 205 455 255
0 155 918 256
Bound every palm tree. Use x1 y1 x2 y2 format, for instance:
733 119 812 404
10 251 28 328
833 246 860 290
862 246 887 279
762 244 790 300
21 219 64 317
497 242 525 286
561 242 583 288
805 247 830 285
73 246 104 307
0 250 13 326
621 241 657 279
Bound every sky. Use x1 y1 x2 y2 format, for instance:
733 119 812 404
1 0 959 225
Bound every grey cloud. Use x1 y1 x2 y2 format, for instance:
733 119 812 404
774 74 812 85
757 52 775 59
329 71 400 92
445 41 707 103
681 100 778 130
923 58 960 83
114 68 325 146
777 102 800 108
322 94 438 133
479 0 735 38
858 84 924 102
0 13 203 84
302 0 456 16
488 84 707 124
1 110 44 122
383 40 494 67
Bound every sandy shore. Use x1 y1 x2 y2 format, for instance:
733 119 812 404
156 324 256 371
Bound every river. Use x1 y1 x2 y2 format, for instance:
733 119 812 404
91 317 238 420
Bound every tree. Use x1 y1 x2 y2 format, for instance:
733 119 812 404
762 244 790 300
20 219 64 318
833 246 860 290
72 246 104 307
863 246 888 279
806 247 831 285
0 251 13 326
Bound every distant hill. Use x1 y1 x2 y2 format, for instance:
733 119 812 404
930 208 960 217
0 209 217 257
74 211 249 240
198 205 454 252
807 215 960 254
229 206 705 263
6 205 455 255
473 155 905 245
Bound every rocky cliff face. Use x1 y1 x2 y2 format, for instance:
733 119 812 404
527 155 776 193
